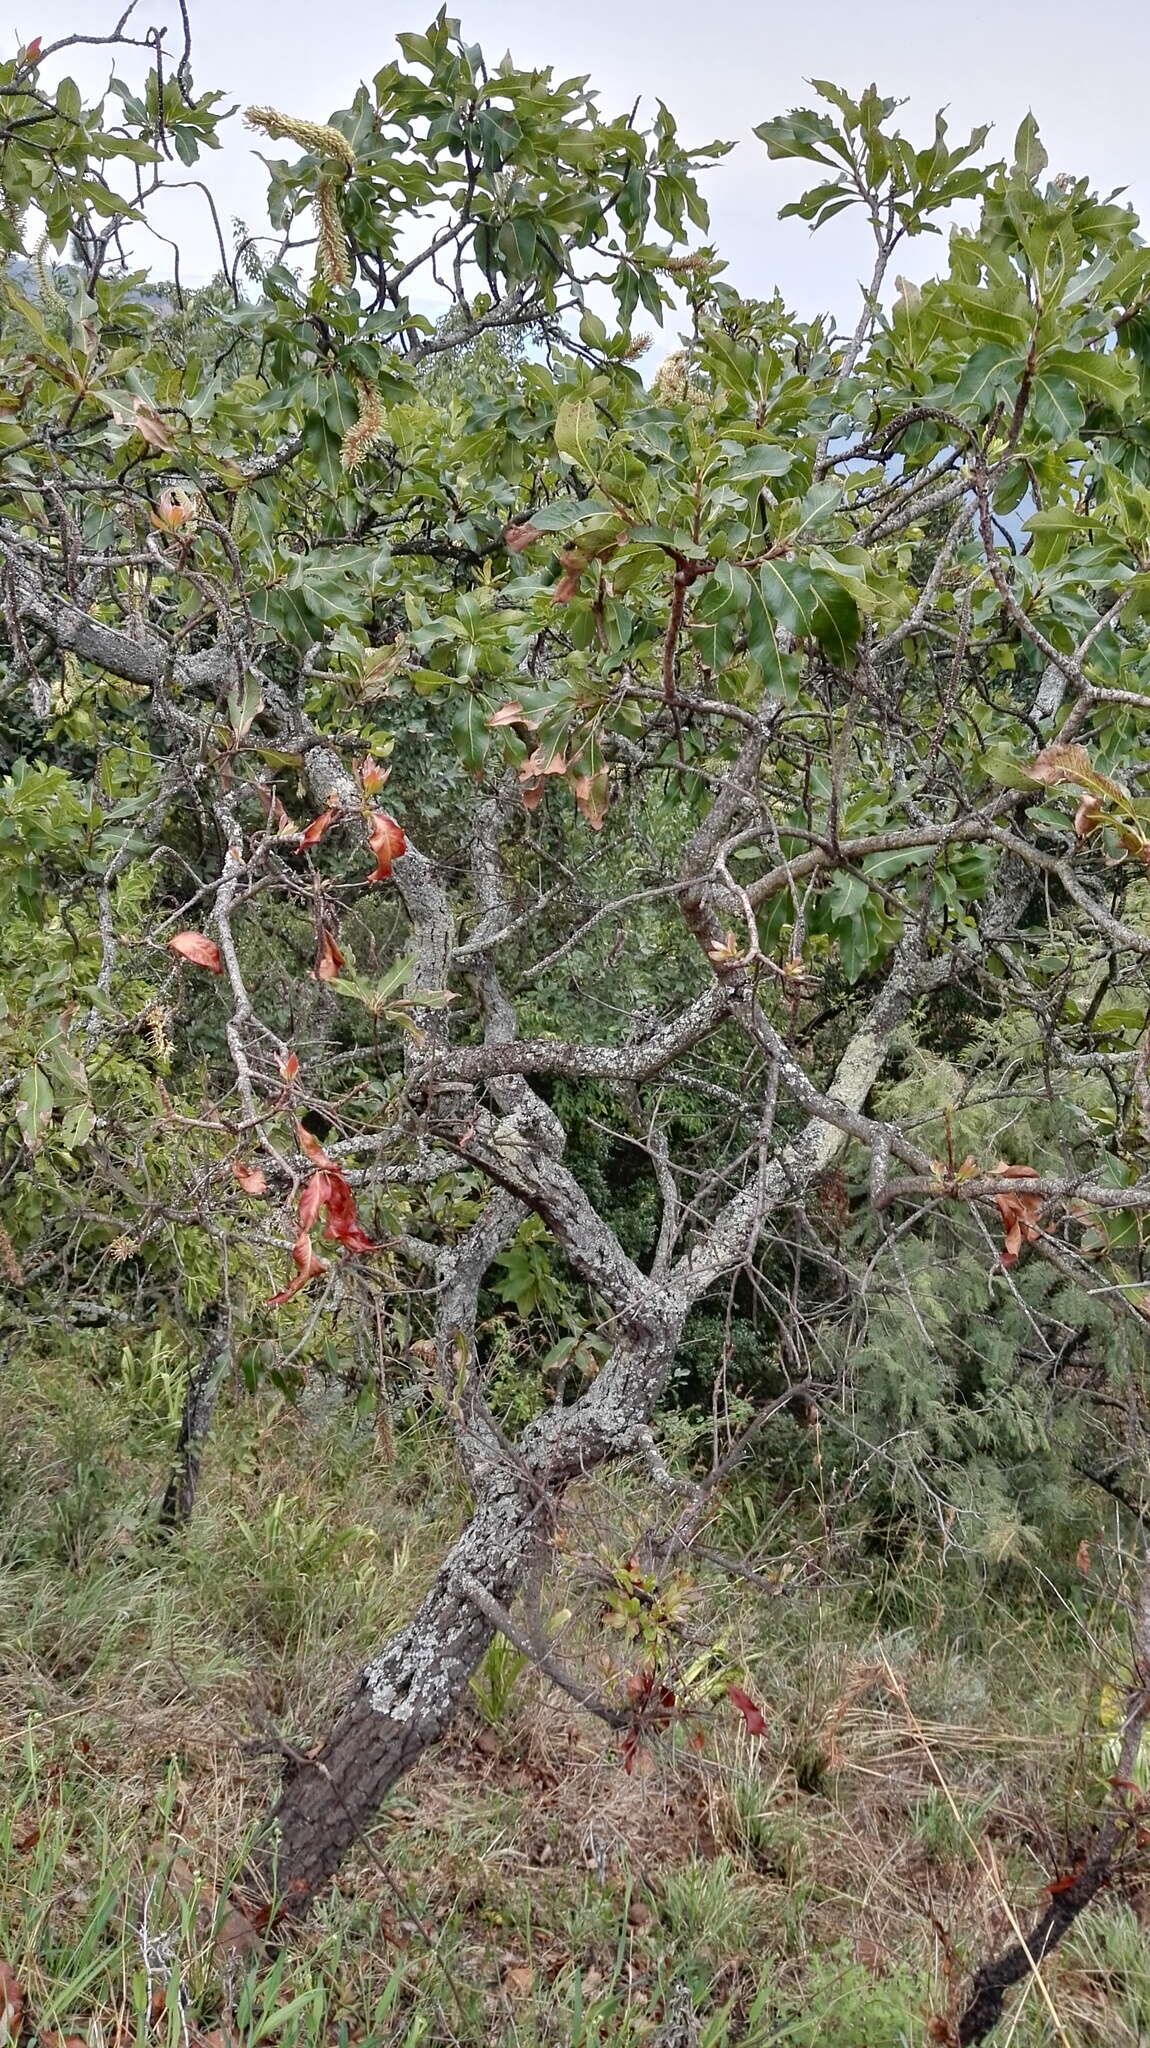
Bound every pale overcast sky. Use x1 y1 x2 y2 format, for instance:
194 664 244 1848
20 0 1150 329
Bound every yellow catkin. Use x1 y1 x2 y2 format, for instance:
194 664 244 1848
341 376 387 473
314 177 351 290
658 250 714 276
651 351 689 402
244 106 356 176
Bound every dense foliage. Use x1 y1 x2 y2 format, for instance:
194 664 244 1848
3 10 1150 2020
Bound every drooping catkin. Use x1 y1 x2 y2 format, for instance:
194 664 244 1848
341 376 387 473
314 177 352 290
33 234 68 324
244 106 356 176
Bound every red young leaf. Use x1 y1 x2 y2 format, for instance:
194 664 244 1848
296 1121 335 1169
313 929 344 982
168 930 223 973
365 810 406 882
727 1684 768 1737
299 1169 330 1233
322 1169 378 1253
233 1160 268 1196
296 1163 378 1253
358 755 389 794
266 1228 328 1305
23 37 42 61
279 1049 300 1082
297 806 337 848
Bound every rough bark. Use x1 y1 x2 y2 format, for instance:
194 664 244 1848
157 1308 230 1534
263 1305 682 1904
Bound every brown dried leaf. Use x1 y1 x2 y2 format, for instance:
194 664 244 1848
232 1160 268 1196
0 1962 24 2048
503 522 543 553
1029 743 1128 806
132 396 178 451
168 930 223 973
571 767 609 830
993 1160 1042 1267
313 929 345 983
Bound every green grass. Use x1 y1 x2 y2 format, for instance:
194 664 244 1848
1 1343 1147 2045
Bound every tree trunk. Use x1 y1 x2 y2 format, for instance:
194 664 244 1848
157 1310 229 1533
260 1316 683 1912
263 1469 548 1909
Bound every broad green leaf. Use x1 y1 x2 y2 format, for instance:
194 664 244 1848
554 397 604 473
15 1066 54 1149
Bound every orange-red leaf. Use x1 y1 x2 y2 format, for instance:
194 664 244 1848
279 1049 300 1082
322 1169 378 1253
267 1229 328 1305
298 807 337 848
358 755 389 794
727 1684 768 1737
168 930 223 973
313 929 344 983
299 1169 330 1233
296 1122 335 1169
365 810 406 882
233 1160 268 1196
296 1162 378 1254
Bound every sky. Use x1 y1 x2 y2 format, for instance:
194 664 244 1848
20 0 1150 335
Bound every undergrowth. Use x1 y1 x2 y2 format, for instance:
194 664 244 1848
1 1344 1146 2046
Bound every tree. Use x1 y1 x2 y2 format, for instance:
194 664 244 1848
4 10 1150 1948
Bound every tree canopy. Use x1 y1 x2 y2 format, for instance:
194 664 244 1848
3 12 1150 2028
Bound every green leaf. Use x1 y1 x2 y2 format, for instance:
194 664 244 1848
745 578 796 695
952 343 1025 416
1027 372 1085 442
1011 112 1048 184
15 1065 54 1149
1039 346 1138 409
554 397 604 473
